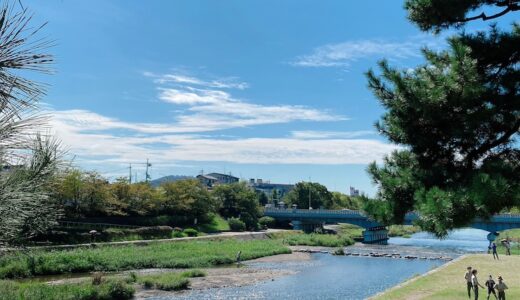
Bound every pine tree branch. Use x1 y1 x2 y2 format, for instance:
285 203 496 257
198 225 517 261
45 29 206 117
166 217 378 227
460 3 519 23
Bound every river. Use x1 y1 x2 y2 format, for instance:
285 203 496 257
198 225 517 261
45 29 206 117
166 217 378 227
153 228 491 300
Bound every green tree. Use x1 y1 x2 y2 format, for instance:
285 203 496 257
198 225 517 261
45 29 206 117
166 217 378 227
257 191 269 206
285 182 333 209
159 179 216 222
330 192 361 210
0 3 62 246
212 182 261 230
364 0 520 236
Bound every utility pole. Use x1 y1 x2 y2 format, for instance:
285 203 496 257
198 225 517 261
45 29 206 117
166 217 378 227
308 177 312 210
145 159 152 182
128 164 132 184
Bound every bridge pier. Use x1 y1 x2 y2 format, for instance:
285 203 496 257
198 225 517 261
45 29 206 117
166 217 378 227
362 227 389 245
291 220 323 233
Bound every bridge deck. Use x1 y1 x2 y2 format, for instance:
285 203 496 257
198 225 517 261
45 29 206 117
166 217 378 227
264 208 520 232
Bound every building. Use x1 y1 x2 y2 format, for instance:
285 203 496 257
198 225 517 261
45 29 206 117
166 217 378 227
248 178 294 200
196 172 239 188
349 186 360 197
206 173 239 184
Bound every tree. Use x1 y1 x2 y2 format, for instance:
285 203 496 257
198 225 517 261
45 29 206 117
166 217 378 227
256 191 269 206
331 192 362 210
0 3 61 246
159 179 216 222
212 182 261 230
364 0 520 236
284 182 333 209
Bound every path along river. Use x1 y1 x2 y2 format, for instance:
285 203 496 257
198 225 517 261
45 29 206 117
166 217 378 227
154 228 492 300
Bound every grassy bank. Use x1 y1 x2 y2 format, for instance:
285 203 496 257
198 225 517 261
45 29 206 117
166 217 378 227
0 269 206 300
495 229 520 255
371 254 520 300
388 225 421 238
0 278 134 300
268 231 354 247
0 239 290 279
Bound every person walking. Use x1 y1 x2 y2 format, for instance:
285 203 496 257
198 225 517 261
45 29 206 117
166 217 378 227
492 242 499 260
472 269 485 300
495 276 508 300
465 266 473 298
485 275 497 300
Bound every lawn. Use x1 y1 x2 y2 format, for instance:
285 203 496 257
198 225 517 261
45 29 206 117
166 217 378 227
371 254 520 300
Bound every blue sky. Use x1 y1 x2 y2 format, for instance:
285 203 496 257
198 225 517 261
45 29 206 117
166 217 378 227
24 1 516 195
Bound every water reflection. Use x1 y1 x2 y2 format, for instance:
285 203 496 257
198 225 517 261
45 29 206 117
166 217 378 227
389 228 489 253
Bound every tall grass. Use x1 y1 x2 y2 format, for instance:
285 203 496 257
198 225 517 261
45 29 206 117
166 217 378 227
137 270 206 291
0 278 134 300
0 239 290 279
268 231 354 247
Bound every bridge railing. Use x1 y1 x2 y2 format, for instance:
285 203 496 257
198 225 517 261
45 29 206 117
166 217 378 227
264 208 365 216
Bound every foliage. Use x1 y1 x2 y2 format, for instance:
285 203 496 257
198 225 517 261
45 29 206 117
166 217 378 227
197 213 230 232
0 239 290 279
0 2 64 247
405 0 520 32
0 278 134 300
268 231 354 247
183 228 199 237
259 216 276 229
284 182 333 209
388 225 421 238
228 217 246 232
331 192 362 210
364 1 520 236
281 233 354 247
137 270 204 291
213 182 261 230
159 179 217 222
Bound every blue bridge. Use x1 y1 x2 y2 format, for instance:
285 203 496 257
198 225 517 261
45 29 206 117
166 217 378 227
264 208 520 244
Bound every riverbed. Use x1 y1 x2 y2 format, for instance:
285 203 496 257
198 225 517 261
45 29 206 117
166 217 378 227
148 228 490 300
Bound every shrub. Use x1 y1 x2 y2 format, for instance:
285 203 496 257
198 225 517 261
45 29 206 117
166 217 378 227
183 228 198 237
132 226 173 239
172 231 186 238
228 218 246 232
92 272 104 285
105 279 135 299
259 216 275 229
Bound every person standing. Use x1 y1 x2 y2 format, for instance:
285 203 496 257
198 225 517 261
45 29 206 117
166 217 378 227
504 240 511 256
465 266 473 298
492 242 499 260
485 275 497 300
472 269 485 300
495 276 508 300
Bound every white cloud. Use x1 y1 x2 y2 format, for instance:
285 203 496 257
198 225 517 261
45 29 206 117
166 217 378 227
291 130 376 139
144 72 249 90
49 109 397 166
293 35 445 67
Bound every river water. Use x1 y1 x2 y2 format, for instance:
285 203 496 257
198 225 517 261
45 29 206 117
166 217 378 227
154 228 491 300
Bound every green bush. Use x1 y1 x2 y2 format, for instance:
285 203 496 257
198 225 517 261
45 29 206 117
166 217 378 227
132 226 173 239
259 216 275 229
276 233 354 247
228 218 246 232
183 228 199 237
172 231 186 238
105 279 135 299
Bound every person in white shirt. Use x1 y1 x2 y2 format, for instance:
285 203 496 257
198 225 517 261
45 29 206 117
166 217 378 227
472 269 485 300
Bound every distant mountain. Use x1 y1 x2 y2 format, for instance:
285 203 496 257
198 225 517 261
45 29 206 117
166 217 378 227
150 175 194 187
